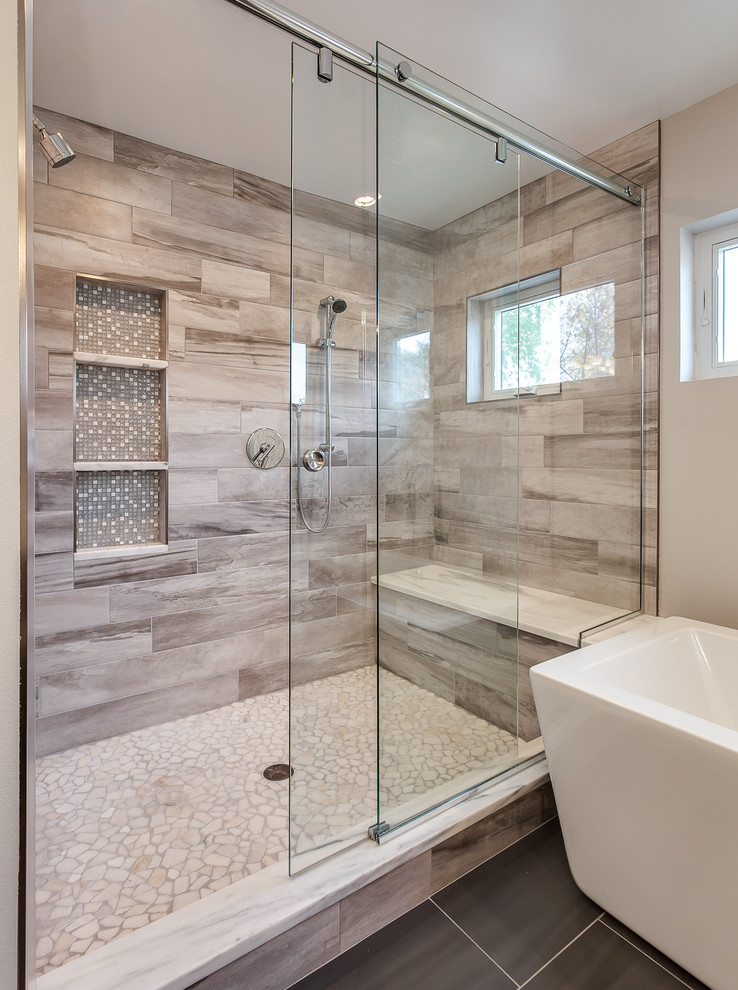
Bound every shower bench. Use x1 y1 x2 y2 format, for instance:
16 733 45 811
375 564 627 741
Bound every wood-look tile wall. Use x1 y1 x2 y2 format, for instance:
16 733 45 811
377 221 436 567
32 106 658 753
378 588 574 741
32 108 389 754
430 123 659 613
376 123 658 731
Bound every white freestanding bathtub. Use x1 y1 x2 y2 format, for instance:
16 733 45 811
531 616 738 990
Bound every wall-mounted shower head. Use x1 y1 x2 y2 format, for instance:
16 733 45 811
33 114 76 168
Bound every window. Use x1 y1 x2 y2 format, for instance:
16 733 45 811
396 330 430 401
291 341 307 405
693 220 738 379
467 270 616 402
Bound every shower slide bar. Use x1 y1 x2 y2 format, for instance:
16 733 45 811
224 0 643 206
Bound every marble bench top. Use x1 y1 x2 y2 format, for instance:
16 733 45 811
376 563 629 647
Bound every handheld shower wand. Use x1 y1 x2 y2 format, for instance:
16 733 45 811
322 295 347 341
296 296 348 534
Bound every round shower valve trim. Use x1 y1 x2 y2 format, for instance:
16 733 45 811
246 428 285 469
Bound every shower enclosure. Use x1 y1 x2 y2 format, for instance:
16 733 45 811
288 38 645 871
28 0 649 983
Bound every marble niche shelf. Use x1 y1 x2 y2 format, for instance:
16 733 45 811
74 351 168 371
73 275 169 560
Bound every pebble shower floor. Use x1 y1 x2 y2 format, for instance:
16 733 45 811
35 667 517 974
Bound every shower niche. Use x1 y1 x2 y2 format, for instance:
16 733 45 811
73 275 169 556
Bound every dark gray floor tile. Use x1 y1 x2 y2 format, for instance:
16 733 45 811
525 919 698 989
433 818 601 983
290 900 514 990
601 915 710 990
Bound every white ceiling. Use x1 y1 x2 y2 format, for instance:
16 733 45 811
33 0 738 229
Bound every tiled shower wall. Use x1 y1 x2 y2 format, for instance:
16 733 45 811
430 123 659 613
32 108 392 755
32 107 658 753
376 123 658 739
377 222 436 564
290 195 436 646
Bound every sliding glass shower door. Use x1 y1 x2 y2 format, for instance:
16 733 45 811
375 44 524 834
289 42 378 872
374 41 645 833
289 37 645 863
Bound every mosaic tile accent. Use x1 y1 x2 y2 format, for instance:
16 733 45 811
35 668 517 975
75 364 163 463
75 280 163 360
76 471 161 549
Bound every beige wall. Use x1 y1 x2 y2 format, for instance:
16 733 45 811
660 83 738 626
0 0 21 986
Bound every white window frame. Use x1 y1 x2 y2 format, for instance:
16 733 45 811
467 271 562 402
468 270 618 403
694 219 738 380
490 271 562 397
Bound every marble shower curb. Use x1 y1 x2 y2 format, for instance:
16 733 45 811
37 758 548 990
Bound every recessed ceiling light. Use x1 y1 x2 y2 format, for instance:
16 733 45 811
354 194 380 208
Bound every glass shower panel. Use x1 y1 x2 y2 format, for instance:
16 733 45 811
511 147 645 641
376 44 523 834
289 43 378 872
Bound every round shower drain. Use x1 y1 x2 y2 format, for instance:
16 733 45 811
263 763 294 781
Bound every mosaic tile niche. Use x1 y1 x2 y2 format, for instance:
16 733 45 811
75 364 163 462
76 471 162 549
75 279 163 359
73 276 168 554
